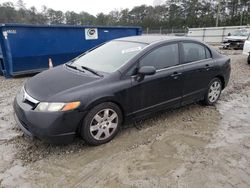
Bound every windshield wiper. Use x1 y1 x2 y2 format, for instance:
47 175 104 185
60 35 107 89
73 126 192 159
65 63 103 77
65 63 78 70
65 63 86 73
81 66 103 77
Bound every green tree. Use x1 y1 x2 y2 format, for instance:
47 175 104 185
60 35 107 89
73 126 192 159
0 2 18 23
65 11 80 25
95 13 108 25
79 11 96 25
47 9 64 24
0 0 248 29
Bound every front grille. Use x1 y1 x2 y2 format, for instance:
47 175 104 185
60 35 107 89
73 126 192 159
24 99 36 108
21 88 39 109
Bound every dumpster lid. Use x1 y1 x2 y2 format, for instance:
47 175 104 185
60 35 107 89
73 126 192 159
0 23 141 30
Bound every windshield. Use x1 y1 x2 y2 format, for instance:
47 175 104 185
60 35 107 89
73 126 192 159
231 29 250 37
72 40 147 73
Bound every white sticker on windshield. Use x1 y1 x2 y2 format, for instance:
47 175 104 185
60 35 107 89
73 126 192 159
122 46 142 54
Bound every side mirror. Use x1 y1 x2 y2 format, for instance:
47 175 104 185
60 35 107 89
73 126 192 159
136 66 156 82
138 66 156 76
228 32 231 36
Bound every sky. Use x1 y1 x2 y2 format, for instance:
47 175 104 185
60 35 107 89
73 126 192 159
0 0 161 16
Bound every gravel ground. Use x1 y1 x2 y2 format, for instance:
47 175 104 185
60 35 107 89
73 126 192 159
0 49 250 188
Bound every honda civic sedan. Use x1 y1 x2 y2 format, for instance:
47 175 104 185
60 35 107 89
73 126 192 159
14 36 231 146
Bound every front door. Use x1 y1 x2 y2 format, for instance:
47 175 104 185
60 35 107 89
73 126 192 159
127 43 183 116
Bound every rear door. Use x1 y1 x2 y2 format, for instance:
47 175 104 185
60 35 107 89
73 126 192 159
180 42 215 105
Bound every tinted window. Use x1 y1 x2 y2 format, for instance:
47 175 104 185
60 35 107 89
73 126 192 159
205 47 212 58
73 41 147 73
183 43 206 63
126 63 138 76
140 43 179 70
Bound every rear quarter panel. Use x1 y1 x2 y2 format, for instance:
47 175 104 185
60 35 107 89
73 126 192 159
214 55 231 88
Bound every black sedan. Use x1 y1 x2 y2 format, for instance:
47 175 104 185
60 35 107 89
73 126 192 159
14 36 231 146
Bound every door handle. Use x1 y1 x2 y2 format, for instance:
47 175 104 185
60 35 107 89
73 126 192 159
205 64 211 70
171 72 182 79
171 72 182 76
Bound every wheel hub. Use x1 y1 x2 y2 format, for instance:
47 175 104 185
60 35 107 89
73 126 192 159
90 108 118 140
208 81 221 103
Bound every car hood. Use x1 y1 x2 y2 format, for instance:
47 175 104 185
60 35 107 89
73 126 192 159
224 36 248 41
25 65 100 101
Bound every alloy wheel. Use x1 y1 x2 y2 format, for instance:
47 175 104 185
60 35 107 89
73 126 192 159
208 81 221 103
90 109 118 140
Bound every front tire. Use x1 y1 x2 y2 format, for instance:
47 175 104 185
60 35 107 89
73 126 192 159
203 78 222 105
248 55 250 64
81 102 122 146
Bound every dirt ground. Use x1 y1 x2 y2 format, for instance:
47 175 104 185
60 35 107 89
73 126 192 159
0 49 250 188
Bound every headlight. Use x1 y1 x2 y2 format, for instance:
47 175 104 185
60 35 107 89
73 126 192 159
35 101 80 112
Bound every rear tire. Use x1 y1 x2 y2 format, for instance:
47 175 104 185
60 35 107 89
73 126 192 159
81 102 122 146
248 55 250 64
203 78 222 105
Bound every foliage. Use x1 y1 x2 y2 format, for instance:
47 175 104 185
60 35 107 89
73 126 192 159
0 0 249 29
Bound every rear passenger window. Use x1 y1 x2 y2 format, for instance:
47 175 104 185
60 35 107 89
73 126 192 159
183 43 207 63
140 43 179 70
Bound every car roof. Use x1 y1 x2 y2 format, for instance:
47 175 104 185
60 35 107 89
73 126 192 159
115 35 187 44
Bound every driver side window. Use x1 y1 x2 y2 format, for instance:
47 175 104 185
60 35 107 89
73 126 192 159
139 43 179 70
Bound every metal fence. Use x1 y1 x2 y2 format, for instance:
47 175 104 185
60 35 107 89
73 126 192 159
142 28 187 36
187 25 250 43
142 26 250 43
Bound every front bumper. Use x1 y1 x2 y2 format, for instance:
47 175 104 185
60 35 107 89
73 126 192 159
222 41 244 49
13 91 84 144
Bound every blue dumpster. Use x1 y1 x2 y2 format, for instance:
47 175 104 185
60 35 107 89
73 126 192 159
0 24 142 78
0 44 3 75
